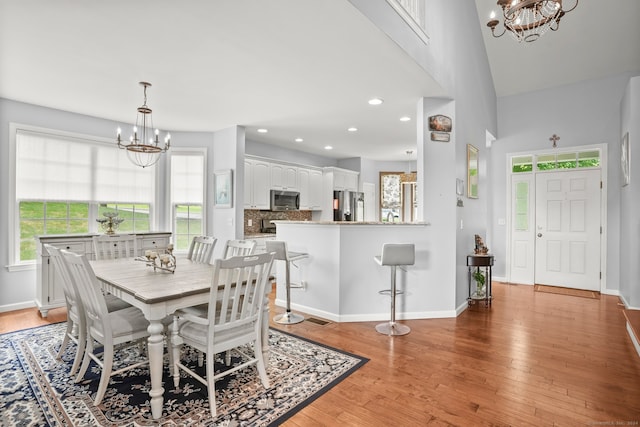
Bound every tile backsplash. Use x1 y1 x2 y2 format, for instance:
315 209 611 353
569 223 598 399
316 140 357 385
244 210 312 234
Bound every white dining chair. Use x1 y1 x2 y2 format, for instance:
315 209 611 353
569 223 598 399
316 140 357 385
61 249 150 406
45 244 131 376
170 252 274 418
187 236 217 264
221 239 257 258
93 234 137 260
180 238 258 367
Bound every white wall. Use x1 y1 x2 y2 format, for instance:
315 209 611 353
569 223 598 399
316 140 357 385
619 76 640 308
348 0 498 309
490 72 638 294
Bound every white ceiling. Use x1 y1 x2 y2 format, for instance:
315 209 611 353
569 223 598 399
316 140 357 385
1 1 639 161
475 0 640 97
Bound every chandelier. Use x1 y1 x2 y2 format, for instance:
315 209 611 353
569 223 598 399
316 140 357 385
116 81 171 168
486 0 578 43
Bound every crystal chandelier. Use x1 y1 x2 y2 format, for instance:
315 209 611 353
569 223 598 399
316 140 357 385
486 0 578 43
116 81 171 168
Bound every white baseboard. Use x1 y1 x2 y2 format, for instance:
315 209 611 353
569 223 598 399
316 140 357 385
275 298 458 323
627 322 640 358
0 300 36 313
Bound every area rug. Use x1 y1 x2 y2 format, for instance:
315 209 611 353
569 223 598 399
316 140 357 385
534 284 600 299
0 323 367 426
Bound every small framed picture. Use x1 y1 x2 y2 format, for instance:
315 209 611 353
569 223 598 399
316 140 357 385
214 169 233 208
428 115 452 132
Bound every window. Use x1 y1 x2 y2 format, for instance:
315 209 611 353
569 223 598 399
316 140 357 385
512 156 533 173
514 182 529 231
170 152 205 251
512 151 601 174
11 125 156 264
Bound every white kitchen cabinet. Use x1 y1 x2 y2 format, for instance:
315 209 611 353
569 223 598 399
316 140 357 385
36 232 171 317
244 159 271 209
271 163 298 190
333 169 359 191
298 167 323 211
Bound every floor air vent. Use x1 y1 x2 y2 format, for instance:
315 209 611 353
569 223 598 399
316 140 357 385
305 317 330 325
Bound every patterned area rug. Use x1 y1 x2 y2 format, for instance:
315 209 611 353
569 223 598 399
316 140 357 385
534 284 600 299
0 323 367 426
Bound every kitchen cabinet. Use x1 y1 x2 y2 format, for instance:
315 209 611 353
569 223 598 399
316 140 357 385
244 159 271 209
270 163 298 190
298 167 323 210
328 167 359 191
36 232 171 317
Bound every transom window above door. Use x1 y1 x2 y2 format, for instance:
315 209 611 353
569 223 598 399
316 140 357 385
512 150 600 173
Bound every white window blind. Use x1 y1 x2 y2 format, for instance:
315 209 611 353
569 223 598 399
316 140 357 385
16 130 154 203
171 153 204 204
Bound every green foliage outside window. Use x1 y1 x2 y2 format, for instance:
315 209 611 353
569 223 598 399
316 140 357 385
19 201 150 261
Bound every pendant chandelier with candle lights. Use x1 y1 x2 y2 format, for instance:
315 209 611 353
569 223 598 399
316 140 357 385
486 0 578 43
116 81 171 168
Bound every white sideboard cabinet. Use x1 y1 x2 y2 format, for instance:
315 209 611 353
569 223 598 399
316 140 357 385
36 232 171 317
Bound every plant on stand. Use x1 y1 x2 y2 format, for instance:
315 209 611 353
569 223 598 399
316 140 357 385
473 269 486 297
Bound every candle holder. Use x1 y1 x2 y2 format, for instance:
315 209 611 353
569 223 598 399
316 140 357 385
96 212 125 235
137 245 176 273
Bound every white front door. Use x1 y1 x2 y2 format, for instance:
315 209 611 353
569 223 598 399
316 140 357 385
534 169 601 290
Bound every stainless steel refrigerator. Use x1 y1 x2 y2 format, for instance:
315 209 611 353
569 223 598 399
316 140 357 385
333 190 364 221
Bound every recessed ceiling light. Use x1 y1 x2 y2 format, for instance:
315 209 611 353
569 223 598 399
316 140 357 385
400 116 411 122
295 138 303 142
368 98 384 105
324 145 333 150
347 127 358 132
257 128 268 133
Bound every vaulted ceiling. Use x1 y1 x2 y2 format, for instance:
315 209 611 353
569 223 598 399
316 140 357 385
1 1 638 161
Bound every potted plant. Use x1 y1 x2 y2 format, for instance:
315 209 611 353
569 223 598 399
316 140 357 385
472 269 486 297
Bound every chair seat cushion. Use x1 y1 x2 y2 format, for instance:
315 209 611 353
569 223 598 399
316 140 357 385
105 293 133 312
108 307 150 338
178 320 255 348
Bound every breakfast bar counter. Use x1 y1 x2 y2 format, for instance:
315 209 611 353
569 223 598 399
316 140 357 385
273 221 457 322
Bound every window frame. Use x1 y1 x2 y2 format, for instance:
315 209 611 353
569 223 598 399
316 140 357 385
168 149 207 253
8 123 159 269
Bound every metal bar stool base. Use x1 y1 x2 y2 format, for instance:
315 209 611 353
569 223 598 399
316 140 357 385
274 311 304 325
375 322 410 336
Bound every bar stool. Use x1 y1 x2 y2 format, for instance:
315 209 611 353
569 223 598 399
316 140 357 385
266 240 308 324
374 243 415 336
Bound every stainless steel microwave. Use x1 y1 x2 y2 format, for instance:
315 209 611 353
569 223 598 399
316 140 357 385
270 190 300 211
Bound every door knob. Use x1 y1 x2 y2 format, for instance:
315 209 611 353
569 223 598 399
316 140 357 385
537 233 543 237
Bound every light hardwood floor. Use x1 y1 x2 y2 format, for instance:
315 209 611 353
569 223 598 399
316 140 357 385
2 282 639 425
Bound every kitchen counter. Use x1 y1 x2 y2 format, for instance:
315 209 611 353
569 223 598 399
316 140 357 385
244 233 277 238
273 220 429 226
273 221 456 323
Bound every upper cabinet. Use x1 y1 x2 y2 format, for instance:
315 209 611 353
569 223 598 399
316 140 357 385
298 167 323 210
328 167 359 191
244 159 271 209
270 163 298 190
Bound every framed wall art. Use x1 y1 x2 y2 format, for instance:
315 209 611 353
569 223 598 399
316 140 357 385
214 169 233 208
621 132 630 187
467 144 479 198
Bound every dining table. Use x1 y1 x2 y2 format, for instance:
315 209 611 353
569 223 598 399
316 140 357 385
90 255 271 420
